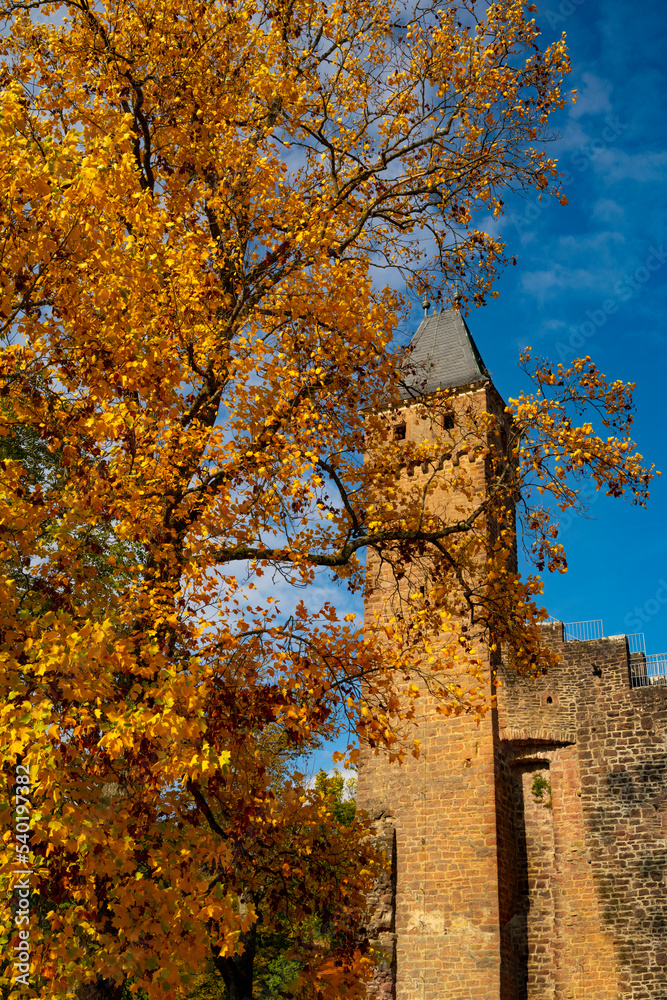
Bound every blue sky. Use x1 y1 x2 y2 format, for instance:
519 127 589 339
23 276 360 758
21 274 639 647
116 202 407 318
313 0 667 772
462 0 667 654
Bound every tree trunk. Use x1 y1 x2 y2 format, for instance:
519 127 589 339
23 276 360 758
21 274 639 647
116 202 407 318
76 976 126 1000
213 925 257 1000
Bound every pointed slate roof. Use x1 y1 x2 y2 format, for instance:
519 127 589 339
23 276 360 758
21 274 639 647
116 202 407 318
402 308 490 397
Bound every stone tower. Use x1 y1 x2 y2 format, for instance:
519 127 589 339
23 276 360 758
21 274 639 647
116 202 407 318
356 309 667 1000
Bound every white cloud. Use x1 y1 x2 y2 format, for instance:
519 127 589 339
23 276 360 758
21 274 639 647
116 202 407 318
305 762 357 792
592 198 625 222
570 72 613 120
519 231 630 306
593 148 667 183
520 267 598 305
556 118 594 154
557 230 625 254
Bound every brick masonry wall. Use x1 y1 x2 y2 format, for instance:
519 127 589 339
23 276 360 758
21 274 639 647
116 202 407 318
365 812 397 1000
359 384 667 1000
497 625 667 999
359 383 507 1000
360 685 502 1000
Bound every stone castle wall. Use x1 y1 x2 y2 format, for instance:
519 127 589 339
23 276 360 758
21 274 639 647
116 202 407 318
358 387 667 999
496 623 667 1000
360 382 506 1000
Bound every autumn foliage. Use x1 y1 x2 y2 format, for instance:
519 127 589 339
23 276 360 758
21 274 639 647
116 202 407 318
0 0 656 997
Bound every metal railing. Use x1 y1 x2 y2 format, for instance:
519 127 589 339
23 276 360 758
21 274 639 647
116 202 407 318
540 617 666 688
627 632 646 654
538 617 604 639
629 652 667 688
563 619 604 642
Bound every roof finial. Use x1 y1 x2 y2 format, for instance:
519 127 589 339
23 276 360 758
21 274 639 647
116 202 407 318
422 297 431 317
453 289 462 310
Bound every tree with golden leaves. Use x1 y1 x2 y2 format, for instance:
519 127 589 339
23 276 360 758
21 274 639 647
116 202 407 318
0 1 655 998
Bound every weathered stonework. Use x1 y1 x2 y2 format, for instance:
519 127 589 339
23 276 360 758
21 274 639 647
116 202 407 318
493 625 667 999
359 379 509 1000
357 321 667 999
365 812 397 1000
